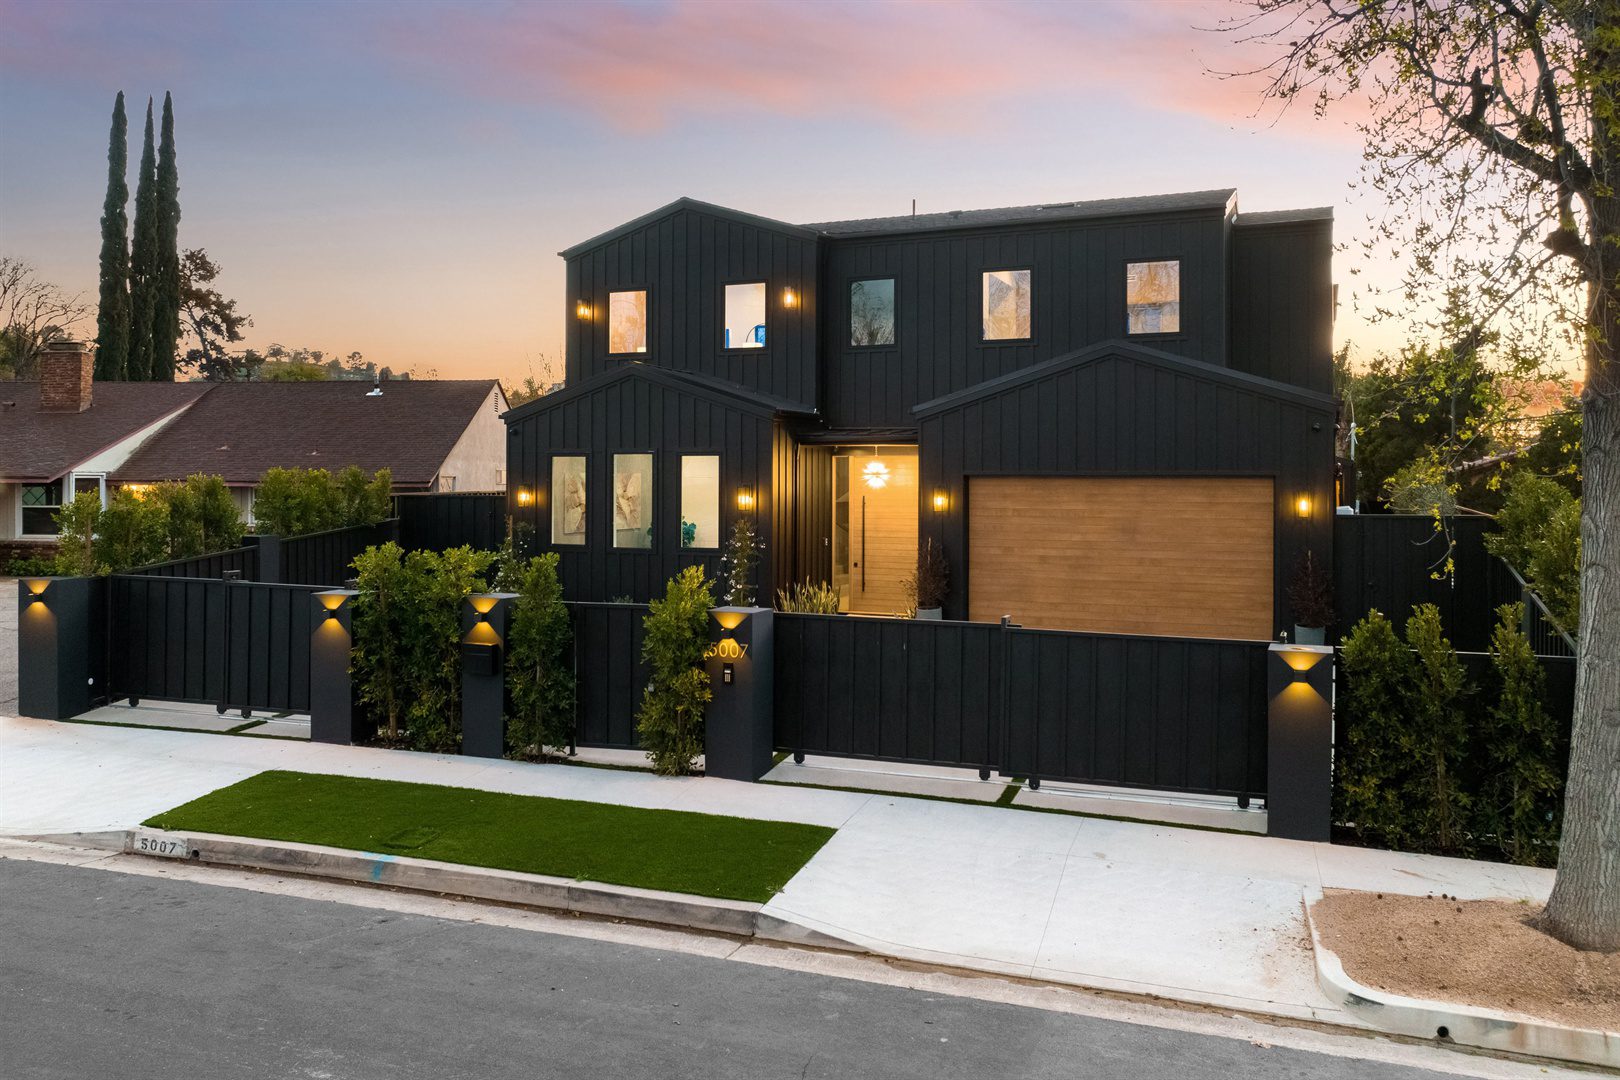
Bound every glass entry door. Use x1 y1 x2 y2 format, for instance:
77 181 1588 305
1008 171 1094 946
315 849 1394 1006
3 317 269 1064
831 446 918 614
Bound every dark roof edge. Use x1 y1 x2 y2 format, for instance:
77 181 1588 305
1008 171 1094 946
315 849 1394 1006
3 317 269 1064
804 189 1238 239
502 362 817 424
559 197 820 259
912 340 1336 417
1234 207 1334 226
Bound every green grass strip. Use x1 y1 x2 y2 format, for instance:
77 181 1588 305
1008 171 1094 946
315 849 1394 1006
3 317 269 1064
144 770 835 903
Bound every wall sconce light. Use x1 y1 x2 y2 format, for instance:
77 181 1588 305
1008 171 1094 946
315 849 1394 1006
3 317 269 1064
515 488 534 507
1276 644 1329 674
713 609 749 632
862 461 890 489
1294 494 1312 520
735 487 755 512
23 578 49 604
575 300 592 320
317 592 351 620
709 608 751 664
782 287 798 309
931 490 950 513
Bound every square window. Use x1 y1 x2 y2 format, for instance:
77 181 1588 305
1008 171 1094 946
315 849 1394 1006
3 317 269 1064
608 290 648 354
850 278 896 347
613 453 654 549
1127 260 1180 334
724 282 766 349
679 456 720 549
20 482 62 535
551 456 587 546
982 269 1031 340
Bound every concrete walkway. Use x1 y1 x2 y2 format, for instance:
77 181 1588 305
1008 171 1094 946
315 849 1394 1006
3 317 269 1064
0 714 1552 1030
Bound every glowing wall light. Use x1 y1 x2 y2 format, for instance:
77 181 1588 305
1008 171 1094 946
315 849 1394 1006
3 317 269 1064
1294 494 1312 520
735 487 755 512
862 461 890 489
931 490 950 513
576 300 592 320
782 287 799 309
515 488 534 507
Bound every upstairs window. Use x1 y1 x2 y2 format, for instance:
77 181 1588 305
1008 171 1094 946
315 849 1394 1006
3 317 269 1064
981 269 1031 340
724 283 766 349
850 278 896 347
1127 260 1181 334
551 456 587 546
608 290 648 355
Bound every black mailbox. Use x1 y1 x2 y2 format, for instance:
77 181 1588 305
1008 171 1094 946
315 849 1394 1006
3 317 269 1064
461 640 501 676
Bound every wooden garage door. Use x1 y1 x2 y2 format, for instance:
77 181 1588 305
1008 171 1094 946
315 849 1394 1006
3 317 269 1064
968 476 1273 639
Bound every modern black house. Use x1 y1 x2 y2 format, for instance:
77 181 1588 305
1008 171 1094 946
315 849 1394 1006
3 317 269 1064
504 189 1336 640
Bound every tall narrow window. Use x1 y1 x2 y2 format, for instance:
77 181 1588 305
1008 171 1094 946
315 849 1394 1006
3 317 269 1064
608 289 647 354
1126 260 1180 334
679 455 720 549
724 282 766 349
551 456 587 546
981 269 1031 340
613 453 654 549
850 278 896 347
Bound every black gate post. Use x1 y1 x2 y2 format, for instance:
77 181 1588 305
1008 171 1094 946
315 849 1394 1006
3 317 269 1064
1266 643 1334 841
461 593 517 758
705 606 775 782
17 576 106 720
310 589 360 743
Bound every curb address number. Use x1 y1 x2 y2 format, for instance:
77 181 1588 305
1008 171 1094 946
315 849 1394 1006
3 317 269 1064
133 835 189 859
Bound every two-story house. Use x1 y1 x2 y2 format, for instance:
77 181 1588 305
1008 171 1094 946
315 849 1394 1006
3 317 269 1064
503 189 1335 639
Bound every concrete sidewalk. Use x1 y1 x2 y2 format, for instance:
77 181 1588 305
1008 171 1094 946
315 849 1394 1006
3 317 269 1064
0 714 1552 1031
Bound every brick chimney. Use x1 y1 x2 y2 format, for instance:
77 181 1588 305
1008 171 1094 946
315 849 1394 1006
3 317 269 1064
39 339 93 412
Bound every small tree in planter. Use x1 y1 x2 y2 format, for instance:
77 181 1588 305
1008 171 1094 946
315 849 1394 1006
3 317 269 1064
903 539 949 619
1286 550 1334 645
636 565 714 775
720 518 762 607
505 551 575 761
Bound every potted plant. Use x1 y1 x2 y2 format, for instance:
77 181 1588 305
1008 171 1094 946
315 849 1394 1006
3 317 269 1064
1287 550 1334 645
905 538 950 620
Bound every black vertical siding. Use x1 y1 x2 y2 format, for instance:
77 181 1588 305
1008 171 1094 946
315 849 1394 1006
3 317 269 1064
566 207 819 407
1228 220 1334 395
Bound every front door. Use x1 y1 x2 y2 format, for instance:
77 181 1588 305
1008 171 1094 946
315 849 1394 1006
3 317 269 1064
831 446 918 614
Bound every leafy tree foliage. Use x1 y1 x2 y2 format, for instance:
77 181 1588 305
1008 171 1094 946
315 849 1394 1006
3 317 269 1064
126 98 159 381
1487 470 1582 632
92 487 169 571
637 566 714 775
94 92 130 380
178 249 252 380
504 552 576 760
153 474 244 558
1482 603 1563 866
250 466 391 537
0 258 88 381
1336 610 1418 847
1406 604 1472 854
51 492 104 576
152 92 181 381
719 518 761 606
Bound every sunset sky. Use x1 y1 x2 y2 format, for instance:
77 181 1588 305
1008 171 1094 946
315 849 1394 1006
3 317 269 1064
2 0 1399 386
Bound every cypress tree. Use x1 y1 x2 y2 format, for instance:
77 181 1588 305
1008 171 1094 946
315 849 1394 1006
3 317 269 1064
152 92 181 381
93 92 130 380
126 98 158 381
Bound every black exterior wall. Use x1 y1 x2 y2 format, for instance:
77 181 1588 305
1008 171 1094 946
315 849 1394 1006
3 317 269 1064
1228 217 1334 395
914 342 1337 637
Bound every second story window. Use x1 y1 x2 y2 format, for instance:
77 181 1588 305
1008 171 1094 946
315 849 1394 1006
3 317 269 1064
1126 260 1181 335
724 282 766 350
982 269 1031 341
850 278 895 347
608 290 648 354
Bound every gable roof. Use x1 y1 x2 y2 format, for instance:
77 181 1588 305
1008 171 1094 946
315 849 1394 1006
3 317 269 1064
502 362 817 425
0 381 209 483
804 189 1239 239
911 340 1336 418
112 379 502 488
559 197 820 259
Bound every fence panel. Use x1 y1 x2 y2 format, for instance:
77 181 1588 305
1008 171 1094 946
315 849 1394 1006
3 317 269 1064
1001 628 1269 798
1333 514 1509 651
773 614 1005 773
128 545 258 581
397 492 505 553
280 520 399 587
571 602 650 748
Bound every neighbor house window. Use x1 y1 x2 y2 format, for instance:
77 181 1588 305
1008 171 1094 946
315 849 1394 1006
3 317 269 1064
608 289 648 354
850 278 896 347
20 482 62 535
679 455 720 549
982 269 1031 340
551 456 587 546
1127 260 1181 334
724 282 766 349
613 453 654 549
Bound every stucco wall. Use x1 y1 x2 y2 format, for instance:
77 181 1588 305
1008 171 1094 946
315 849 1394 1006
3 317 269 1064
436 384 508 491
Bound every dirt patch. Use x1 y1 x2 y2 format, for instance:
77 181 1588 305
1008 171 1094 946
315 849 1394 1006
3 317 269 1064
1311 889 1619 1032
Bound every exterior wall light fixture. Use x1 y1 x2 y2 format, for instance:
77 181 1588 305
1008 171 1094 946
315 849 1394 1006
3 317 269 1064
23 578 49 604
782 287 798 308
1294 494 1312 519
576 300 592 320
515 488 534 507
931 490 950 513
735 487 755 512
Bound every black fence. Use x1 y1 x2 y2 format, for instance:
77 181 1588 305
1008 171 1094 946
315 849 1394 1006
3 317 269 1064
397 492 506 554
108 574 323 713
128 545 259 581
570 602 651 748
280 520 398 587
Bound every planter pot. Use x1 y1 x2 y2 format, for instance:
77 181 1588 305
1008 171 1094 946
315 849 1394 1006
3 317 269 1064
915 607 943 621
1294 624 1327 646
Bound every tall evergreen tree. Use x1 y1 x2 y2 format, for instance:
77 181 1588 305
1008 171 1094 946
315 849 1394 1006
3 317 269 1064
93 92 130 380
126 98 158 381
152 92 181 381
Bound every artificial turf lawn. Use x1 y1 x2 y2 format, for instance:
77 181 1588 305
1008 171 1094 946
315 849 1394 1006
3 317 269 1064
143 770 836 903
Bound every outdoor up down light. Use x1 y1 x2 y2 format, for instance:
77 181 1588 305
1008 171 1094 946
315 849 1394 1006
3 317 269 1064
23 578 50 605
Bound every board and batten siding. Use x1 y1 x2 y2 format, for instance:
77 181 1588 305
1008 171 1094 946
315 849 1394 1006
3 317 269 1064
1228 219 1334 396
566 206 819 408
820 210 1230 429
917 345 1336 637
504 370 783 604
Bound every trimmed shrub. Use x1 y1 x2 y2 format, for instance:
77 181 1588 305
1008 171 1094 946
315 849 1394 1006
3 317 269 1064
1480 603 1562 866
1403 604 1472 855
253 465 391 536
1336 609 1417 846
1486 471 1573 573
505 552 576 760
52 491 105 576
95 487 169 571
154 474 244 558
637 566 714 775
1527 498 1580 633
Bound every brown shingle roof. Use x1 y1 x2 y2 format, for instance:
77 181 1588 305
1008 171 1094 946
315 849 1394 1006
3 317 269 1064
111 379 501 488
0 381 210 482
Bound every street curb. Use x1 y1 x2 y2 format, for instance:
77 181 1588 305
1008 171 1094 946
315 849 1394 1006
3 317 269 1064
1305 904 1618 1068
124 827 864 954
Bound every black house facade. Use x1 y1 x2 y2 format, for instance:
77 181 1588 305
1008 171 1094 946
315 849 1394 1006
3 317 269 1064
505 189 1335 640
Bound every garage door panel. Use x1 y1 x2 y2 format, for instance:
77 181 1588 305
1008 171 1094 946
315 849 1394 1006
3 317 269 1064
968 476 1273 639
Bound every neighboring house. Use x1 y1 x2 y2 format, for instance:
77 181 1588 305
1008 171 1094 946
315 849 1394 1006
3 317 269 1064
1 339 508 554
506 189 1336 638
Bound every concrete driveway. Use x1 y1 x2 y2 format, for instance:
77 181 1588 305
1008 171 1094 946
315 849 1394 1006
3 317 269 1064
1 579 16 716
